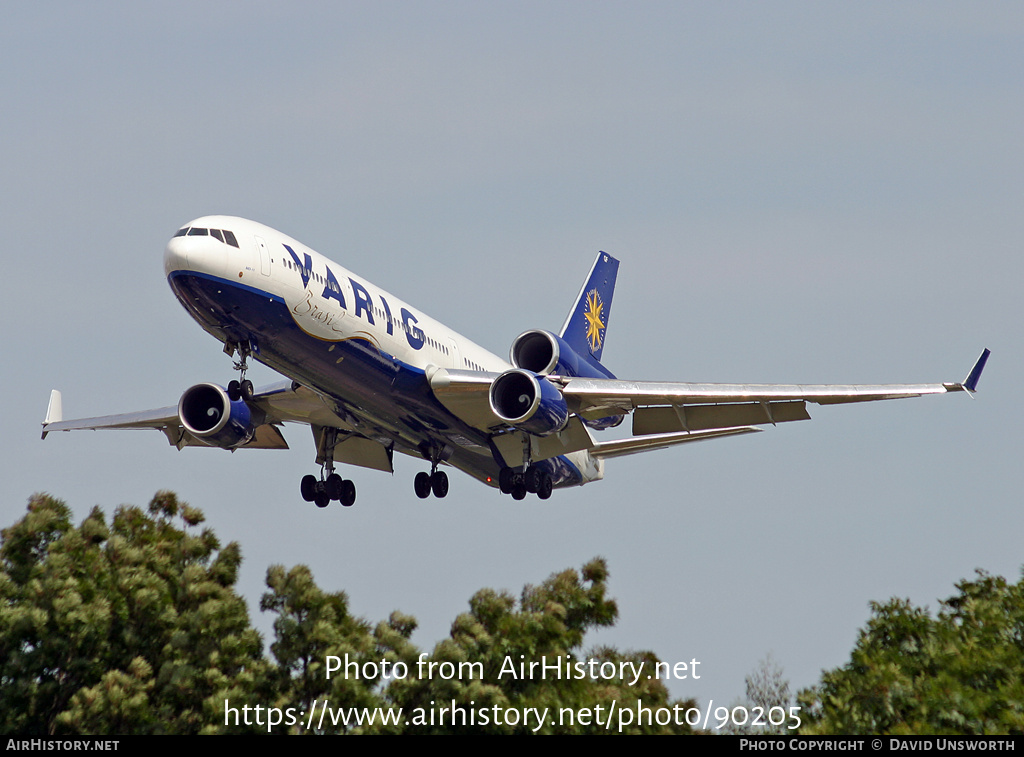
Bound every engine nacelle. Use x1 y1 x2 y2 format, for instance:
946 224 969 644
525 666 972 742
489 369 569 437
510 330 585 377
178 383 259 449
509 330 623 430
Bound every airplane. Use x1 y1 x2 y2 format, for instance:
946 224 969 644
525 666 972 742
42 216 990 507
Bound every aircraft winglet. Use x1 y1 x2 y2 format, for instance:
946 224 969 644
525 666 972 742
963 348 991 395
42 389 63 439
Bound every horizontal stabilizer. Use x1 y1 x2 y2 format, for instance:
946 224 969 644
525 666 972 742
590 426 761 459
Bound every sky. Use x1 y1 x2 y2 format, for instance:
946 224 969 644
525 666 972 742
2 1 1021 717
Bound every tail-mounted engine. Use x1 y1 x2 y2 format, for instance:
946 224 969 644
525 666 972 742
489 369 569 437
511 329 600 378
178 383 261 449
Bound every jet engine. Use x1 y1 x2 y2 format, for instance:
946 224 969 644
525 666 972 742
178 383 260 449
509 329 623 430
489 369 569 437
511 329 592 377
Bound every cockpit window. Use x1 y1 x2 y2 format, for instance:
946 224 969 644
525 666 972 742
175 225 240 247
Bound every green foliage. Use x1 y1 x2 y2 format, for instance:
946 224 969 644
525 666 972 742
800 570 1024 735
378 558 696 734
0 493 266 734
2 493 695 735
260 564 383 731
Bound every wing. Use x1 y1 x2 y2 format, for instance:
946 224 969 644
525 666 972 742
562 348 989 435
41 383 295 449
429 350 990 461
40 381 394 472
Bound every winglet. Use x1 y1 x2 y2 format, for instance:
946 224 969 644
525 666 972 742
963 348 990 395
42 390 63 439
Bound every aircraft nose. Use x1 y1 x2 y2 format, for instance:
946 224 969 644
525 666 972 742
164 225 228 278
164 234 189 275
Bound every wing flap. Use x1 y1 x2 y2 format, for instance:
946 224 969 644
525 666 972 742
491 416 595 465
313 425 393 473
632 400 810 435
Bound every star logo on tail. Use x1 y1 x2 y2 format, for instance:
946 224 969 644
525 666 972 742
584 289 605 353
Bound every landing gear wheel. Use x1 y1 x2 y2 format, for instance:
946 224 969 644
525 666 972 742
431 470 449 499
537 472 553 500
314 483 330 509
499 467 514 494
525 466 543 494
228 380 242 402
340 479 356 507
414 471 432 499
240 379 254 401
300 474 317 502
325 473 344 501
511 483 527 501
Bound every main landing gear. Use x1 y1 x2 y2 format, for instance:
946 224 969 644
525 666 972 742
299 427 356 508
301 471 356 508
499 465 553 500
414 444 450 499
414 467 449 499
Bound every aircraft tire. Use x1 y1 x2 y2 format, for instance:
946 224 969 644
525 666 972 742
525 466 542 493
498 467 514 494
414 471 432 499
314 487 330 508
537 473 552 500
511 483 527 501
228 380 242 402
325 473 344 500
300 475 317 502
241 379 254 401
340 480 356 507
431 470 449 498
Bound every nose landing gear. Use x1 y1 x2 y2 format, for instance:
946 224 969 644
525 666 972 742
225 341 255 402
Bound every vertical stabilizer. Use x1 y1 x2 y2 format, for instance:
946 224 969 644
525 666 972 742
559 252 619 366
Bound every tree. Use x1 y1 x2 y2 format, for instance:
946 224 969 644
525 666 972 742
721 653 794 735
2 493 697 735
0 492 267 734
259 564 386 732
799 569 1024 734
377 558 698 734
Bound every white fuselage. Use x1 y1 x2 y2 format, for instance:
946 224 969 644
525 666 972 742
163 215 602 489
